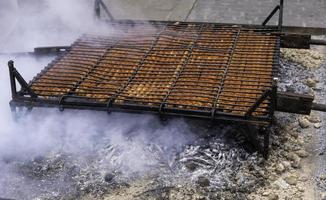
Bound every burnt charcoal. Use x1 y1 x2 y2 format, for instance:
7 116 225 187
104 173 115 183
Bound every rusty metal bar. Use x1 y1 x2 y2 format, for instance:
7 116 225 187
159 24 205 113
211 29 241 118
106 24 168 111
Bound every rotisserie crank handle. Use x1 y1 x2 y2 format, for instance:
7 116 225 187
310 39 326 46
311 103 326 112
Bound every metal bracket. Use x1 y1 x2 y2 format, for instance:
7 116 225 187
245 89 272 117
94 0 114 20
8 60 37 99
262 0 284 31
34 46 70 55
246 79 278 120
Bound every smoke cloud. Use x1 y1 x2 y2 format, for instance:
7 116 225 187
0 1 199 199
0 0 111 53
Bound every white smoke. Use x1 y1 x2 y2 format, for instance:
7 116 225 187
0 1 198 199
0 0 111 53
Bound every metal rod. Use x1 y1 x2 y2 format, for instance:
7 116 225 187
68 39 120 95
312 103 326 112
270 78 278 122
8 60 37 99
34 46 70 55
263 128 270 159
8 61 17 98
310 39 326 46
94 0 101 19
107 25 168 111
184 0 198 22
160 24 205 113
278 0 284 31
261 0 283 31
245 90 271 117
211 29 241 118
262 5 280 26
98 0 114 20
10 98 271 125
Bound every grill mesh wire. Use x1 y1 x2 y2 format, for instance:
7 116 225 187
30 21 279 117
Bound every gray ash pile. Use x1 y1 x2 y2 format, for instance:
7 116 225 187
0 117 266 200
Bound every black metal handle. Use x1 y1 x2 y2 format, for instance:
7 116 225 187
310 39 326 46
34 46 70 55
312 103 326 112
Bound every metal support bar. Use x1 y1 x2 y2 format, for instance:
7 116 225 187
310 39 326 46
262 0 283 31
8 61 17 98
34 46 70 55
278 0 284 31
9 100 33 121
312 103 326 112
160 24 205 114
9 100 18 121
94 0 101 18
95 0 114 20
269 78 278 121
8 60 37 99
262 5 280 26
211 29 241 118
245 79 277 121
263 127 270 159
243 125 270 159
107 25 168 112
245 90 271 117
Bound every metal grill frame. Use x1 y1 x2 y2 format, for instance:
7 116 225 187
9 20 281 126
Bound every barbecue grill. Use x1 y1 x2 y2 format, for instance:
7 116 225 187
7 0 326 158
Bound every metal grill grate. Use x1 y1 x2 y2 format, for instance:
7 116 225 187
26 21 280 124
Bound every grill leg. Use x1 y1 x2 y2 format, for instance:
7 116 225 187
159 115 169 126
10 104 33 122
242 124 260 151
263 128 270 159
10 104 18 121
